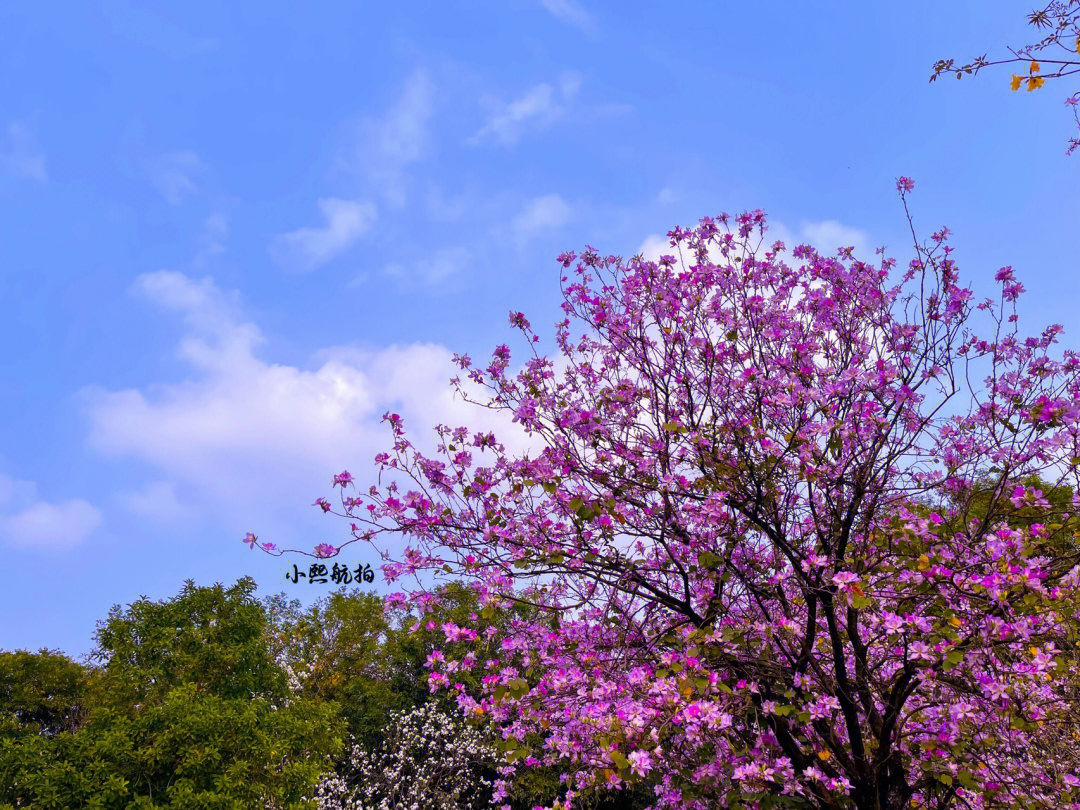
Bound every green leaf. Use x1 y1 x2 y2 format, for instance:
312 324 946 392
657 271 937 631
699 551 722 570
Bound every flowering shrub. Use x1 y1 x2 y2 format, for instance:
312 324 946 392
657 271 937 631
297 184 1080 809
312 702 497 810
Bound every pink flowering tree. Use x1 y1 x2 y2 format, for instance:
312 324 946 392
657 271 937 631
271 181 1080 809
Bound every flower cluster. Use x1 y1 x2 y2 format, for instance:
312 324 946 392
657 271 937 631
299 192 1080 809
311 702 497 810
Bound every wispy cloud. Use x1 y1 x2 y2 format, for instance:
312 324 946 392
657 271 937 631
120 480 192 523
353 68 435 207
144 149 203 204
0 121 47 182
197 213 229 263
514 194 573 241
0 474 102 550
376 246 471 289
537 0 595 31
269 198 377 273
470 74 581 146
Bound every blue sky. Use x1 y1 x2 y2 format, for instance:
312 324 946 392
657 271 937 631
1 1 1077 657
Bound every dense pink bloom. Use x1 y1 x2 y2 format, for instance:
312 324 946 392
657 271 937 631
290 194 1080 809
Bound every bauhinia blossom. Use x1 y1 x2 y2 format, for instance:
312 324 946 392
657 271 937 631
281 187 1080 810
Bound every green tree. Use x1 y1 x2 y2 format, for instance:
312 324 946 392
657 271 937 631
0 649 94 739
264 583 504 747
0 578 344 810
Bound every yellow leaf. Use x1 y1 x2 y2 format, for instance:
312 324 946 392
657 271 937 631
949 616 962 628
1011 74 1024 91
1030 60 1041 73
917 554 930 571
1027 76 1045 91
818 750 832 761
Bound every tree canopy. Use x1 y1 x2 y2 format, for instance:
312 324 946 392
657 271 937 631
0 579 343 810
299 185 1080 809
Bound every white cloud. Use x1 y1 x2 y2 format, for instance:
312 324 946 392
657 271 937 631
83 272 527 541
120 481 191 523
269 198 376 273
0 473 35 507
145 150 203 204
470 74 581 146
514 194 573 240
0 121 47 182
635 218 874 268
798 220 873 260
537 0 595 31
636 233 674 263
0 486 102 550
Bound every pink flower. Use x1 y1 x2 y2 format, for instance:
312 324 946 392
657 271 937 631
832 571 859 591
896 176 915 193
882 612 904 635
242 532 258 549
628 749 654 777
313 543 337 558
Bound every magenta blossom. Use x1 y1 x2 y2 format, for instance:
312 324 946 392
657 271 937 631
288 193 1080 810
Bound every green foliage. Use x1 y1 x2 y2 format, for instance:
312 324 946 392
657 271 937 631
94 577 288 705
0 579 343 809
264 582 515 745
0 649 93 738
264 588 404 751
940 472 1078 558
0 578 658 809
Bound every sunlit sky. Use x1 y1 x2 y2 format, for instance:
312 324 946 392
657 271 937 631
2 1 1077 656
